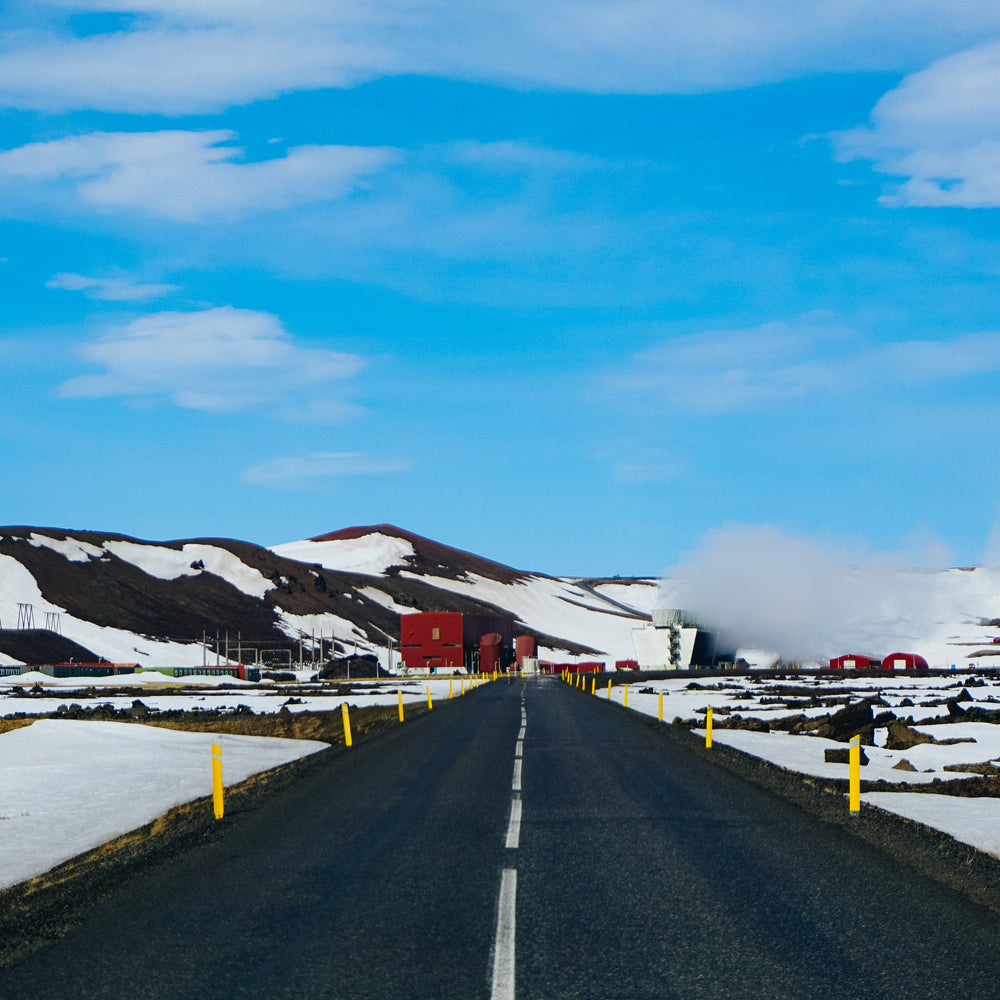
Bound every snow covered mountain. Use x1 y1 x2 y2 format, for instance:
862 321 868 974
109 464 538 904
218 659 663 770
4 522 999 671
272 524 662 661
0 524 659 669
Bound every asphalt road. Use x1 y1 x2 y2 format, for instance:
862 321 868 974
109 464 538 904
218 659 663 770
6 676 1000 999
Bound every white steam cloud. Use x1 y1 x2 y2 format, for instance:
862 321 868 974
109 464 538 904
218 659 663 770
659 524 951 664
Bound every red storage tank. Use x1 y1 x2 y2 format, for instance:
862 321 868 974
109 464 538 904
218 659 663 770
515 635 537 669
615 659 639 671
480 633 502 673
881 652 929 670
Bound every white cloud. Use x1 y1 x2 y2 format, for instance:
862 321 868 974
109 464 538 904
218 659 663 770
662 522 945 661
0 131 398 222
836 41 1000 208
58 306 368 418
0 22 389 114
46 272 179 301
3 2 1000 112
443 141 599 173
241 451 413 489
611 318 1000 413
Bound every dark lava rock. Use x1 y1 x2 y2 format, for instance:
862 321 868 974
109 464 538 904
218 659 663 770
127 700 149 719
814 699 875 744
946 699 967 717
719 716 769 733
885 720 977 749
893 758 917 772
898 697 914 707
824 746 869 765
885 721 938 750
317 654 383 680
943 761 1000 775
955 687 974 702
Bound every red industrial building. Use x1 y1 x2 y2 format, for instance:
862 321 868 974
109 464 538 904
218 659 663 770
541 660 604 674
828 654 881 670
400 611 515 673
830 652 929 670
880 652 929 670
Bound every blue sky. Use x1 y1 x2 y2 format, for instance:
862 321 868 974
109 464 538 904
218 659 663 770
3 2 1000 576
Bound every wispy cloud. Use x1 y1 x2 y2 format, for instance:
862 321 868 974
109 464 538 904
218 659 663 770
0 131 398 222
241 451 412 490
46 272 179 301
612 461 685 482
59 306 368 419
835 41 1000 208
609 317 1000 413
3 2 1000 113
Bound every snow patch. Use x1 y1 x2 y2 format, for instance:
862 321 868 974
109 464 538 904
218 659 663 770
271 533 417 576
0 720 327 890
104 541 272 598
27 533 104 563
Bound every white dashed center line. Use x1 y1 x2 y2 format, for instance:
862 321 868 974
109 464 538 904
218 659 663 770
491 685 527 999
505 797 522 849
490 868 518 1000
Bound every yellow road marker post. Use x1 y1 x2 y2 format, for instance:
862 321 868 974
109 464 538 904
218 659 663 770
849 735 861 814
623 684 629 708
342 702 353 747
705 707 713 748
658 691 663 721
398 691 405 722
211 743 223 820
607 679 612 698
427 685 434 709
449 678 453 699
591 677 595 695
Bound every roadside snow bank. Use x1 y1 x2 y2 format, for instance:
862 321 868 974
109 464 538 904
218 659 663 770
0 720 327 891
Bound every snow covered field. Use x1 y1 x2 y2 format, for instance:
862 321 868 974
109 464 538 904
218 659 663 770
5 671 1000 897
606 672 1000 858
0 721 329 891
0 673 471 718
0 677 468 891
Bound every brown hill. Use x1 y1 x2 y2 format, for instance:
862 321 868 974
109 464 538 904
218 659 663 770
0 526 607 664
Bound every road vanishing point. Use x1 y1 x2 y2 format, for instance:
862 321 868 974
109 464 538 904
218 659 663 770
6 675 1000 999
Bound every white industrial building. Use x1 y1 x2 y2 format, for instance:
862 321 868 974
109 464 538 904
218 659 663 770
631 609 716 670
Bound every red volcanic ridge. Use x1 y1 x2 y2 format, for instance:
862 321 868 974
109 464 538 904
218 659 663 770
309 524 533 584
